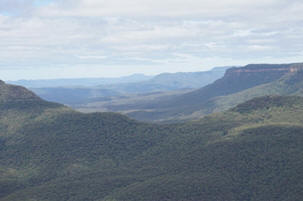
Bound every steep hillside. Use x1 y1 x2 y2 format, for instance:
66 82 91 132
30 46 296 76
1 81 303 201
100 96 303 201
0 81 169 200
175 63 296 105
204 64 303 113
0 81 63 113
122 63 303 122
0 80 39 102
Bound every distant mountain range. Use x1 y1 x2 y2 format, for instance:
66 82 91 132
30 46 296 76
87 63 303 122
7 74 153 88
1 80 303 200
7 66 230 105
110 66 230 93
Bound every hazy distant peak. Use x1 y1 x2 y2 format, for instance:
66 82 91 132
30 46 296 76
210 66 235 71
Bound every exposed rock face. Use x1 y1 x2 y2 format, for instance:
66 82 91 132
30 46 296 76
145 63 303 112
124 63 303 122
176 63 302 106
129 63 303 112
226 63 303 75
290 63 303 72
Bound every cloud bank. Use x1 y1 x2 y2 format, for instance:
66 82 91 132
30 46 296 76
1 0 303 79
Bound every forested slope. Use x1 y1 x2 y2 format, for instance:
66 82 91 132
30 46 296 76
1 81 303 201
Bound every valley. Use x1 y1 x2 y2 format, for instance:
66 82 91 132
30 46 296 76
78 63 303 123
2 0 303 200
1 74 303 200
8 67 229 121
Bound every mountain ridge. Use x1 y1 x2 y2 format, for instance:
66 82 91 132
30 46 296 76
0 81 40 102
122 62 303 122
20 67 229 106
7 74 153 88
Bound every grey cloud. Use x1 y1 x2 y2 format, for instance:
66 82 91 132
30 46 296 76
1 0 303 80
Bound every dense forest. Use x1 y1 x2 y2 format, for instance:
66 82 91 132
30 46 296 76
1 79 303 201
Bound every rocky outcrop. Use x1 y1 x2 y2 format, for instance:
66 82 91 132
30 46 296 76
226 63 303 75
176 63 302 105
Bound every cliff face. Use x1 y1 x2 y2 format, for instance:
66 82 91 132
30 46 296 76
226 63 303 75
125 63 303 122
157 63 303 112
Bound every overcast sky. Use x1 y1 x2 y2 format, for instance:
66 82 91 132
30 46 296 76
1 0 303 80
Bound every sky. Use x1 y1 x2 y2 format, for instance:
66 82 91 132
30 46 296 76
1 0 303 80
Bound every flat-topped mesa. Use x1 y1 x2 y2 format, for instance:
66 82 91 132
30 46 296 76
179 63 303 105
232 68 293 73
226 63 303 75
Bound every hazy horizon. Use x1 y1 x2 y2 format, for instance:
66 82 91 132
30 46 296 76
5 65 230 82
